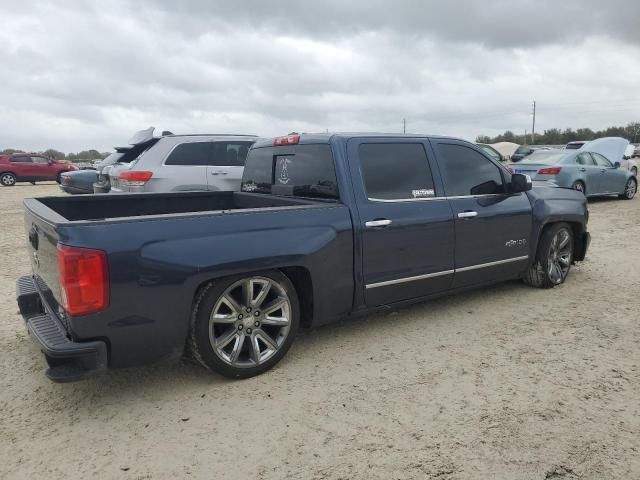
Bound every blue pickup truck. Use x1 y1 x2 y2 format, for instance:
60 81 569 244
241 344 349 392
17 133 590 382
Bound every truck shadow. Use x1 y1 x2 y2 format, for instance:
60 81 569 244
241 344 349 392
45 278 541 407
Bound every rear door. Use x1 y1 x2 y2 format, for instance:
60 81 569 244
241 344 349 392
160 141 210 191
347 138 455 307
431 140 532 288
207 141 254 191
10 155 36 178
575 152 601 193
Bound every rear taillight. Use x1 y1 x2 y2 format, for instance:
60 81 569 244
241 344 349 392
506 167 514 173
538 167 561 175
119 170 153 187
57 244 109 316
273 134 300 146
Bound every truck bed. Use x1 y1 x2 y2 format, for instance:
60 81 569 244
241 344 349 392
28 191 323 223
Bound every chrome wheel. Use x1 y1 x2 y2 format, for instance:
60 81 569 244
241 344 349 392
547 228 572 285
624 178 636 199
1 173 16 186
209 277 291 368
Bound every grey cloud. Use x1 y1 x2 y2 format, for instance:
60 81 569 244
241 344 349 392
0 0 639 152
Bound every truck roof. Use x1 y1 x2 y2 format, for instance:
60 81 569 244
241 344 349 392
252 132 462 148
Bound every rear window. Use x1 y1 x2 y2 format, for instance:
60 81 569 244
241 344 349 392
241 144 338 199
165 142 210 166
514 146 533 155
565 142 585 150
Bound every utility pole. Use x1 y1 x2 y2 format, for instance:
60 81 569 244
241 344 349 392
531 100 536 145
403 118 406 134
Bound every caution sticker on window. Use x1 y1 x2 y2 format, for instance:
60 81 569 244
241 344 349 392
412 189 435 198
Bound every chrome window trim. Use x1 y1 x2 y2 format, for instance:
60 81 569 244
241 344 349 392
367 193 504 203
365 255 529 289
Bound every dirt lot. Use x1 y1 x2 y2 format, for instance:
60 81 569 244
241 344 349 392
1 183 639 480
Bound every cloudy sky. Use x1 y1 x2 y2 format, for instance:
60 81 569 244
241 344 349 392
2 0 640 152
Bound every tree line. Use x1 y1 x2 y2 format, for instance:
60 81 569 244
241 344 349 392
0 148 109 162
476 122 640 146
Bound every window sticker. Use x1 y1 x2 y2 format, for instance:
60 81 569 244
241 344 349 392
276 157 291 184
412 189 435 198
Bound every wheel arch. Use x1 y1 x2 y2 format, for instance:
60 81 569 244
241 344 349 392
189 265 315 331
533 220 586 264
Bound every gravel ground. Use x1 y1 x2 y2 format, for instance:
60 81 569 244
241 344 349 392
1 183 639 480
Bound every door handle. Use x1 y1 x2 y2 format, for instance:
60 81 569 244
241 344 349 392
365 219 392 228
457 211 478 219
211 171 228 175
579 168 586 172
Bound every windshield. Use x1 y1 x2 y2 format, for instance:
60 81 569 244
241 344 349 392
96 152 124 168
517 150 569 164
242 144 339 200
565 142 585 150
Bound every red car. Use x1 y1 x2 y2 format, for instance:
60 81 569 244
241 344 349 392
0 154 77 186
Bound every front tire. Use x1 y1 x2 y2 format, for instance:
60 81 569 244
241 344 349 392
619 177 637 200
524 223 574 289
189 270 300 378
1 172 16 187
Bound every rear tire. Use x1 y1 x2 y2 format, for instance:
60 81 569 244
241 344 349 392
524 223 574 289
619 177 637 200
1 173 16 187
189 270 300 379
571 180 585 195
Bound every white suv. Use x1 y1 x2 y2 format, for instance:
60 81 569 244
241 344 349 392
109 129 257 193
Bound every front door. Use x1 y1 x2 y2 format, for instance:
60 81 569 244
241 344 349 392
591 152 628 194
431 141 532 288
347 139 455 307
575 152 601 194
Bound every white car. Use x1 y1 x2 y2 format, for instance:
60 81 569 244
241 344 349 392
622 144 638 177
109 128 257 193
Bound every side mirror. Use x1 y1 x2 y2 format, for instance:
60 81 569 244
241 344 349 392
510 173 532 193
613 161 621 169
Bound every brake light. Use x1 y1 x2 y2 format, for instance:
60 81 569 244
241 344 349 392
273 134 300 146
538 167 561 175
119 170 153 186
57 244 109 316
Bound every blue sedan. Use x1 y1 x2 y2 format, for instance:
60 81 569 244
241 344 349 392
510 139 636 200
59 169 98 194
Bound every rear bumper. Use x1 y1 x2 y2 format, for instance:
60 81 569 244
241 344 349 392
16 275 107 383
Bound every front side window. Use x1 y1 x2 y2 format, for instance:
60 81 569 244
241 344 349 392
211 142 254 167
576 153 595 166
435 143 505 196
592 153 613 167
11 155 32 163
165 142 210 166
359 143 435 200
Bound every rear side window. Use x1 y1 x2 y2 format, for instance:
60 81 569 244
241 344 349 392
211 142 254 167
11 156 32 163
435 143 505 196
242 144 338 199
32 156 49 164
576 153 595 166
359 143 435 200
165 142 210 166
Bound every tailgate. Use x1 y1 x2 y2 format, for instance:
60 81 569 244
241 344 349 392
23 199 64 305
